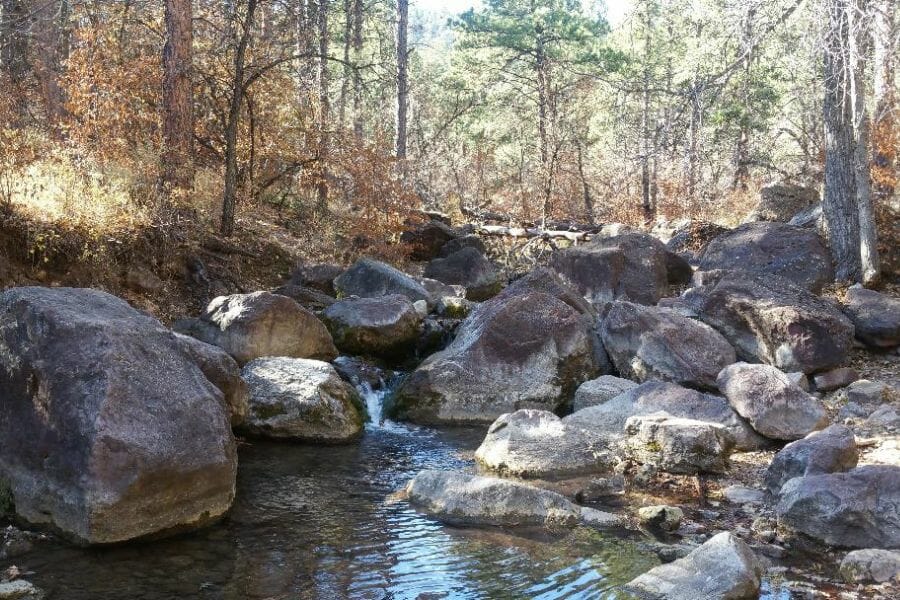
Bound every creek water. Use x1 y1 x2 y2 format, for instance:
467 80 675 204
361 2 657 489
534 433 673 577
16 376 794 599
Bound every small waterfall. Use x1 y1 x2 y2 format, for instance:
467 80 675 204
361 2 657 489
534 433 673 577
334 356 407 432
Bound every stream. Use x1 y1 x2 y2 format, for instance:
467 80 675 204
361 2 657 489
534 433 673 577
15 375 795 599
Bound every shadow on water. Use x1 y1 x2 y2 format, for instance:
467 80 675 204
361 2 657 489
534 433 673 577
18 379 800 599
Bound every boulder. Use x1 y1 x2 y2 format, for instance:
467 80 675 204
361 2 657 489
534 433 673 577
271 284 336 311
564 381 767 451
240 357 363 443
573 375 639 411
812 367 858 392
600 302 736 390
748 183 819 223
717 362 828 440
666 221 730 263
288 263 343 296
840 549 900 583
777 465 900 548
844 285 900 348
474 410 614 478
698 222 834 292
321 294 422 359
637 505 683 532
0 581 43 600
181 291 338 365
423 247 503 301
665 251 693 286
789 203 825 230
405 470 622 529
626 532 762 600
439 234 487 257
682 271 854 374
391 290 597 424
0 287 237 545
764 425 858 494
334 258 433 306
174 333 249 427
503 268 595 315
624 413 735 474
549 232 670 305
400 218 459 261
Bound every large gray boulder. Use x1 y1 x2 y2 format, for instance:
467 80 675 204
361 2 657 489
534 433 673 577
564 381 767 451
288 263 343 296
666 221 730 263
682 271 854 374
840 549 900 583
391 290 597 424
321 294 422 359
748 183 819 223
334 258 433 306
174 333 249 427
0 287 237 545
764 424 858 494
776 465 900 549
549 232 670 305
182 291 338 365
623 413 735 475
503 268 595 315
405 470 622 529
423 247 503 301
600 302 736 390
844 285 900 348
573 375 638 411
439 234 487 257
474 410 614 478
698 222 834 292
717 362 828 440
400 218 458 261
626 532 762 600
240 357 363 443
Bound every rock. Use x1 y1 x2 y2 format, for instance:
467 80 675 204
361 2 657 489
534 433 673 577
665 251 693 286
683 271 854 374
786 372 810 391
391 290 597 424
666 221 730 262
624 413 735 474
503 268 595 315
272 284 336 311
321 294 422 359
776 465 900 548
0 581 43 600
400 219 458 260
423 247 503 301
474 410 614 478
600 302 736 390
417 277 465 304
174 333 249 427
439 234 487 257
435 295 474 319
574 475 626 502
0 287 237 545
638 505 684 532
723 486 766 506
573 375 639 411
240 357 363 442
867 405 900 427
698 222 834 292
334 258 433 306
789 203 824 231
550 232 670 306
289 263 343 296
405 470 622 529
812 367 858 392
844 285 900 348
839 549 900 583
564 381 768 451
748 183 819 223
845 379 891 405
182 291 338 365
717 362 828 440
125 265 163 293
626 532 762 600
0 526 44 560
764 425 858 494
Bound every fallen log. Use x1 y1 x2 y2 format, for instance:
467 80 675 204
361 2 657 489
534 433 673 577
475 225 591 243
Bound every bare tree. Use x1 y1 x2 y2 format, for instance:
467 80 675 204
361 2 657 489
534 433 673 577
316 0 329 211
395 0 408 159
872 0 896 205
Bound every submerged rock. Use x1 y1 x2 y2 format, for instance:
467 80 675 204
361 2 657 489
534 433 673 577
600 302 735 390
626 532 762 600
241 357 363 443
717 362 828 440
0 287 237 545
321 294 422 359
182 291 338 365
405 470 622 529
776 465 900 549
475 410 614 478
764 424 858 494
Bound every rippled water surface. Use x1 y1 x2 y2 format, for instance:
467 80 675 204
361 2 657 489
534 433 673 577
19 415 672 599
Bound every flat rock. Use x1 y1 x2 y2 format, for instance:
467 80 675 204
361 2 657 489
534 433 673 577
764 424 858 494
626 532 762 600
718 362 828 440
844 285 900 348
624 413 734 474
839 549 900 583
573 375 639 411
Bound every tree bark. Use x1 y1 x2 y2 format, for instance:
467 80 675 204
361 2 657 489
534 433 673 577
161 0 195 201
640 1 654 223
395 0 408 159
351 0 363 141
316 0 329 212
872 0 896 205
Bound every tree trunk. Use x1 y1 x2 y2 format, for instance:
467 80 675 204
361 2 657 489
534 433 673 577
872 0 896 205
220 0 258 237
161 0 195 202
732 6 756 190
338 0 351 128
316 0 329 212
822 0 862 281
1 0 28 121
395 0 408 159
351 0 363 141
640 1 654 223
